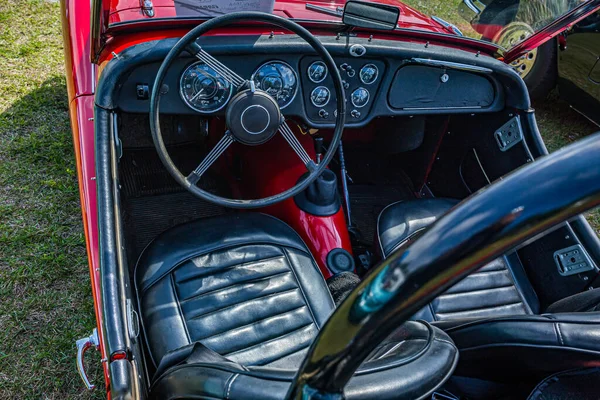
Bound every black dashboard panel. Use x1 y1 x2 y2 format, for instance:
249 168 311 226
114 34 514 128
388 65 495 110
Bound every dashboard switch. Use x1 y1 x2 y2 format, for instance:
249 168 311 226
349 44 367 57
351 109 361 119
318 109 329 119
136 84 149 100
342 80 350 90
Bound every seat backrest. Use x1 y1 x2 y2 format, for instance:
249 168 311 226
412 256 534 321
377 198 540 322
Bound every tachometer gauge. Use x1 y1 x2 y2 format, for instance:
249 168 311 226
311 86 331 107
359 64 378 85
251 61 298 109
308 61 328 83
180 61 233 113
351 87 369 108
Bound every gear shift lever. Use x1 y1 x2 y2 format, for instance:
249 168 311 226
314 137 324 164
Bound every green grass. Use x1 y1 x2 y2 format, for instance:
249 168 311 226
0 1 598 398
400 0 481 38
0 0 102 398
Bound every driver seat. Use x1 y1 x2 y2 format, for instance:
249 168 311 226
135 213 458 399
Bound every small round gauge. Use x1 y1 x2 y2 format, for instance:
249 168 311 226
180 61 233 113
308 61 328 83
311 86 331 107
351 87 370 108
251 61 298 109
360 64 379 85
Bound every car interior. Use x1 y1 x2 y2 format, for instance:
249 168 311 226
94 12 600 400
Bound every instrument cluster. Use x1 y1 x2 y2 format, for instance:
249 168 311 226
179 60 300 113
301 58 386 124
306 61 379 110
177 56 385 125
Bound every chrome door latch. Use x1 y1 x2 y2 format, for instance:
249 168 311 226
76 328 100 390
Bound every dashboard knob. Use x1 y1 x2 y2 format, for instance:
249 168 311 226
318 109 329 119
342 80 350 90
351 109 361 119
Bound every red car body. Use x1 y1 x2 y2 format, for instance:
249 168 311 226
59 0 600 395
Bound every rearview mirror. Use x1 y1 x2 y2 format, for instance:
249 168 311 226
343 1 399 31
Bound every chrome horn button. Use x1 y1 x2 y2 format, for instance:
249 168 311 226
226 89 281 145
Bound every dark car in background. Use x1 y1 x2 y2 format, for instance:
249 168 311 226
460 0 600 125
558 11 600 125
460 0 575 99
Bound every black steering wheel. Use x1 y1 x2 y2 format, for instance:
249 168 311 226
150 12 346 209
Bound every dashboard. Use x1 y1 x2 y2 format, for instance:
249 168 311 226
118 39 506 128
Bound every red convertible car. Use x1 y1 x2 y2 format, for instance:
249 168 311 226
60 0 600 398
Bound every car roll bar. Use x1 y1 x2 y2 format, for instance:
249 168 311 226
287 131 600 399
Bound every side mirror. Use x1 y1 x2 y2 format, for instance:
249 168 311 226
343 1 399 31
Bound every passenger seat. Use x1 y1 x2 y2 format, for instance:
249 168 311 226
376 198 539 321
376 198 600 382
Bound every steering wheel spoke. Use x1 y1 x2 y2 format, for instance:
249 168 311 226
186 131 235 185
279 119 317 172
187 42 246 89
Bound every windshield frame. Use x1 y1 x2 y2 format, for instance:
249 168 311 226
92 14 504 63
91 0 600 64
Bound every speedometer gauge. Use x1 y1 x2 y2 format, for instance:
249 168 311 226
180 61 233 113
252 61 298 109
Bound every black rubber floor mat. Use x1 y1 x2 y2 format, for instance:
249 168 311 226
123 191 227 264
348 184 414 244
120 145 204 198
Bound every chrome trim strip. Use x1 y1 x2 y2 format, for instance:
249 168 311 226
305 3 343 18
462 0 482 15
402 106 483 110
431 16 464 36
411 58 493 74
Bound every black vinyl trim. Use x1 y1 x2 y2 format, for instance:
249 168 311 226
458 342 600 355
96 108 128 357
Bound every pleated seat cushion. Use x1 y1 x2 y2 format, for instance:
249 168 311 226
135 213 335 368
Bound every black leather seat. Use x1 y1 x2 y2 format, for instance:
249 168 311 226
135 213 458 399
377 198 600 381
